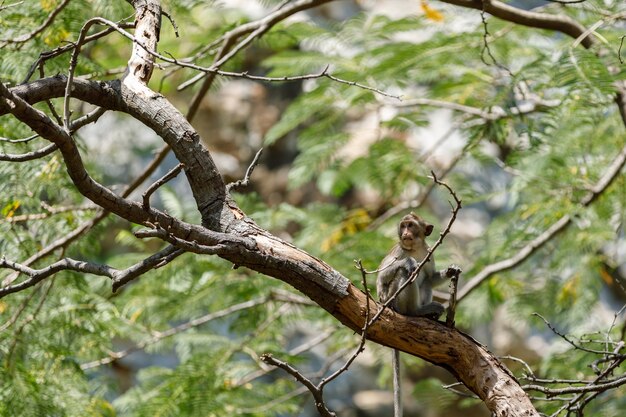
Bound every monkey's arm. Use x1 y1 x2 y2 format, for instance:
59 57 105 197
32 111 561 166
377 258 418 315
429 264 462 287
376 259 399 304
414 266 461 319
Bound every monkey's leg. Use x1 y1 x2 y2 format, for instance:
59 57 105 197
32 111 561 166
392 348 403 417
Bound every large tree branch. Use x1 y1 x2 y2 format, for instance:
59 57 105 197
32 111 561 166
439 0 594 48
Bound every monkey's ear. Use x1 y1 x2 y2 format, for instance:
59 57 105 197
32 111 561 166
424 224 434 236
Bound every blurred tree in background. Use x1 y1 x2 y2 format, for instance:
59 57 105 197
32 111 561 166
1 1 625 416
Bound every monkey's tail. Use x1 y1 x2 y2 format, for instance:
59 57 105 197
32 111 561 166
392 348 402 417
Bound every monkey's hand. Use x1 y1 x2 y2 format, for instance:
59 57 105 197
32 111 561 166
445 264 462 279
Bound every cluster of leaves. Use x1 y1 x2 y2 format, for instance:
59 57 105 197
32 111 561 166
1 1 626 417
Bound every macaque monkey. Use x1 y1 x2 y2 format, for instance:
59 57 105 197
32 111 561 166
376 212 458 417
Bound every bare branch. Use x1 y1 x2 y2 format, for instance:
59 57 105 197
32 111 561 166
227 148 263 192
179 0 335 92
0 257 117 298
54 16 398 100
256 261 374 416
111 245 184 291
0 133 39 143
23 22 135 83
439 0 594 48
133 227 246 256
524 374 626 396
233 329 335 387
70 106 107 131
319 261 372 388
261 354 336 417
0 245 184 298
533 313 617 356
142 162 185 210
0 1 23 12
0 143 57 162
549 354 626 416
1 211 106 287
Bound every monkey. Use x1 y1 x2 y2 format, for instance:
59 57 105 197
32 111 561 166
376 212 459 417
377 212 452 317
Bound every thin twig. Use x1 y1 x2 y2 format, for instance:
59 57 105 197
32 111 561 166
549 355 626 417
64 17 104 131
533 313 617 356
162 9 179 37
0 133 39 143
257 260 375 416
70 106 107 131
22 21 135 83
0 143 58 162
57 17 399 99
0 245 184 298
179 0 334 92
261 354 336 417
319 260 371 387
232 329 335 387
227 148 263 192
142 163 185 210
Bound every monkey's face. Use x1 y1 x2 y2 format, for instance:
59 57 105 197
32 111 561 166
398 214 433 250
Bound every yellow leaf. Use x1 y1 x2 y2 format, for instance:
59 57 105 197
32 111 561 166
0 301 6 314
421 0 444 22
129 308 143 323
38 155 61 178
320 209 371 252
558 275 579 304
599 267 613 285
43 28 70 46
2 201 20 218
40 0 56 12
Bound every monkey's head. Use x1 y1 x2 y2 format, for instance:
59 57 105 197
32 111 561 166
398 212 433 250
